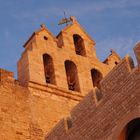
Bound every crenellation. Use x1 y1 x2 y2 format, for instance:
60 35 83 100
0 69 14 83
100 55 134 94
103 49 121 67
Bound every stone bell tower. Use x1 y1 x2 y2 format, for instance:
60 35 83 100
0 16 122 139
17 16 120 95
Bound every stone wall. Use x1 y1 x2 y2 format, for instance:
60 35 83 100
0 17 125 140
46 54 140 140
0 69 81 139
0 70 30 139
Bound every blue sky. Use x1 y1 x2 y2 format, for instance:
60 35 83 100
0 0 140 78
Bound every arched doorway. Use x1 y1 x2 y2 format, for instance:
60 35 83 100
119 118 140 140
65 60 80 92
43 54 55 84
73 34 86 56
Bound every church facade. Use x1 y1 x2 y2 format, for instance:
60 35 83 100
0 17 139 140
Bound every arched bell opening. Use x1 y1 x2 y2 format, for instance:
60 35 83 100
73 34 86 56
91 69 103 89
43 54 55 85
65 60 80 92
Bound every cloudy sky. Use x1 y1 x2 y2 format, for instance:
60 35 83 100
0 0 140 78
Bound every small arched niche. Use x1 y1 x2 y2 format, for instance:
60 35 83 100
118 118 140 140
64 60 80 92
91 69 103 89
73 34 86 56
43 54 55 84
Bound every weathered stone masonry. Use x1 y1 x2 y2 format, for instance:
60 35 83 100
46 44 140 140
1 16 137 140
